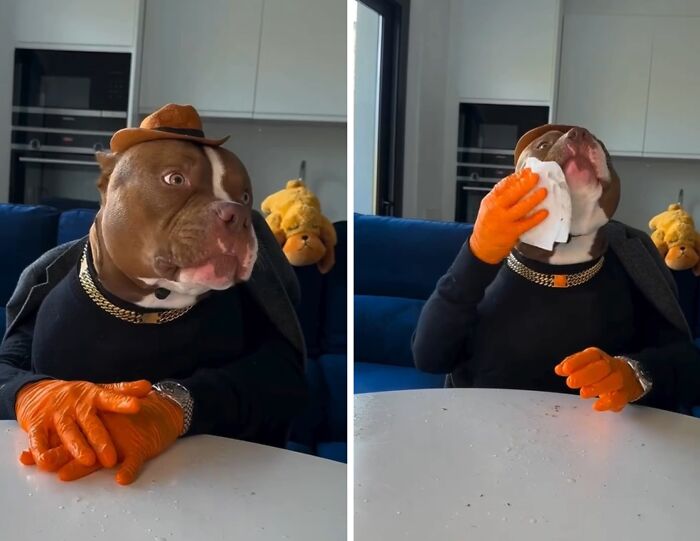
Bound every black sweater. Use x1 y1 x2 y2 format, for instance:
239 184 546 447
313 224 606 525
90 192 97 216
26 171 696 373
0 253 307 446
412 242 700 412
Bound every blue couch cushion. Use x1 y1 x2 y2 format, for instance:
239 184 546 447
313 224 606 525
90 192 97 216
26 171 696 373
318 353 346 441
316 442 346 463
355 214 472 299
293 265 325 358
355 294 424 367
355 361 445 393
0 204 59 308
57 208 97 245
286 441 314 455
322 221 347 353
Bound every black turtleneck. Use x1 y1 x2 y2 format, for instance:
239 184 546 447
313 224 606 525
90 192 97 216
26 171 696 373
28 242 299 443
412 237 693 411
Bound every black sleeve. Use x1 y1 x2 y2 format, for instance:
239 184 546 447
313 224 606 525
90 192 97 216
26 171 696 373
412 240 501 374
175 293 308 443
629 287 700 412
0 316 51 420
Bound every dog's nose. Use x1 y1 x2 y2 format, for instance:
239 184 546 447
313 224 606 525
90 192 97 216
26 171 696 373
211 201 246 231
302 234 309 241
567 127 590 142
680 246 686 252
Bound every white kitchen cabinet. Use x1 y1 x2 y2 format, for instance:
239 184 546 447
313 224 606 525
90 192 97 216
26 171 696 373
556 14 653 155
454 0 559 103
139 0 263 117
254 0 346 121
13 0 139 48
644 18 700 157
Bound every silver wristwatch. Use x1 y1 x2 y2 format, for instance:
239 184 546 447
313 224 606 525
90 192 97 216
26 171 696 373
620 356 653 402
153 381 194 436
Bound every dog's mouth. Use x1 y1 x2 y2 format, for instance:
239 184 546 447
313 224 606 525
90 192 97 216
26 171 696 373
553 140 609 189
562 155 598 187
177 254 243 289
152 231 258 291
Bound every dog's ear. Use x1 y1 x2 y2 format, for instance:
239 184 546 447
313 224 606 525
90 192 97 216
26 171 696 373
95 151 118 201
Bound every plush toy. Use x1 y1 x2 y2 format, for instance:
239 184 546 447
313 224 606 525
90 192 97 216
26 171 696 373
261 179 337 274
649 202 700 274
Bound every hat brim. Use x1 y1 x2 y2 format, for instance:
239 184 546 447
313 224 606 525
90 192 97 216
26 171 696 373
110 128 230 153
514 124 574 165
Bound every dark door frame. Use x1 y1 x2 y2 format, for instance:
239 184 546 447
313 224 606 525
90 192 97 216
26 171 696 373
357 0 410 216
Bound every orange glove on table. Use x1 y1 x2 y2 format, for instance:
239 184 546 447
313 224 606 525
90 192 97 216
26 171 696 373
555 347 645 412
20 391 184 485
15 379 151 470
469 168 549 264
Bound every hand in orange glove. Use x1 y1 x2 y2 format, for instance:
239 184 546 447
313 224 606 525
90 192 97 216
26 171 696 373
21 392 184 485
554 347 644 412
15 379 151 471
469 168 549 264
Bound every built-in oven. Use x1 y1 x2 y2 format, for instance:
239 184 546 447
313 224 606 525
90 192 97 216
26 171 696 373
9 48 131 209
454 103 549 223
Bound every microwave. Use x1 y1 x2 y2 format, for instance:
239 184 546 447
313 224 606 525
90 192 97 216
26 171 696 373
13 48 130 117
455 103 549 223
9 48 131 209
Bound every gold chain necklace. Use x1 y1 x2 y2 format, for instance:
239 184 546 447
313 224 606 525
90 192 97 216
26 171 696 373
506 253 604 288
78 244 193 324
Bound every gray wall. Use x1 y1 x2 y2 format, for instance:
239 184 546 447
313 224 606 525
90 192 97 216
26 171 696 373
402 0 453 220
614 157 700 233
202 118 347 222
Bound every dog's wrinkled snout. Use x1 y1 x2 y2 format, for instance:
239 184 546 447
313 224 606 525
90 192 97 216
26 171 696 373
211 201 248 232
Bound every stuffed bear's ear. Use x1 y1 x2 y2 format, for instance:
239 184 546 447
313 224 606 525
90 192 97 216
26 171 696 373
95 151 118 197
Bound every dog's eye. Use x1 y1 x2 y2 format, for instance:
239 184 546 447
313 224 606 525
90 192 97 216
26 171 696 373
537 141 550 150
163 172 186 186
241 191 251 205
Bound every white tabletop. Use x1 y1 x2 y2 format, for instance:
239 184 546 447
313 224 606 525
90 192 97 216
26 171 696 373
0 421 346 541
355 389 700 541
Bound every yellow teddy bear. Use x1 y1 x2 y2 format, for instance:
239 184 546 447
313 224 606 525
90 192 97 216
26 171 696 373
261 179 337 274
649 203 700 274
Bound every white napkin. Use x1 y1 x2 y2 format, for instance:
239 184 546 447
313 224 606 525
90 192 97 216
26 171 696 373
518 157 571 251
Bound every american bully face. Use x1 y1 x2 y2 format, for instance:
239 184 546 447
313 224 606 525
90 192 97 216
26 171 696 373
512 126 621 264
94 139 257 305
516 126 621 238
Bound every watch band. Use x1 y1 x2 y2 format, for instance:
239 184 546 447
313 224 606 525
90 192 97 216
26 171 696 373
153 381 194 436
619 356 653 402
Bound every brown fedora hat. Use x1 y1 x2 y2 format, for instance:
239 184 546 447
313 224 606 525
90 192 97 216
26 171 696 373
110 103 230 153
514 124 574 165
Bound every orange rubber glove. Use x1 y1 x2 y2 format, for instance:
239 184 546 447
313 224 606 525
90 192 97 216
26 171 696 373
15 379 151 470
20 392 184 485
555 347 644 412
469 168 549 264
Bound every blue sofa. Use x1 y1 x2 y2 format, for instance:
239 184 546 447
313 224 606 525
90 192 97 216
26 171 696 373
0 204 346 463
354 213 700 416
354 214 472 393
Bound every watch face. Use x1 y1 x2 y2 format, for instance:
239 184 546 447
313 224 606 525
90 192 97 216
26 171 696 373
158 381 189 401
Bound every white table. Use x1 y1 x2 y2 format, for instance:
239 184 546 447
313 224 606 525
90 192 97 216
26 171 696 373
0 421 346 540
355 389 700 541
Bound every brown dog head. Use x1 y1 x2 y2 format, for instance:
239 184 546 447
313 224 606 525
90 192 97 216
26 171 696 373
92 139 257 307
514 125 621 261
